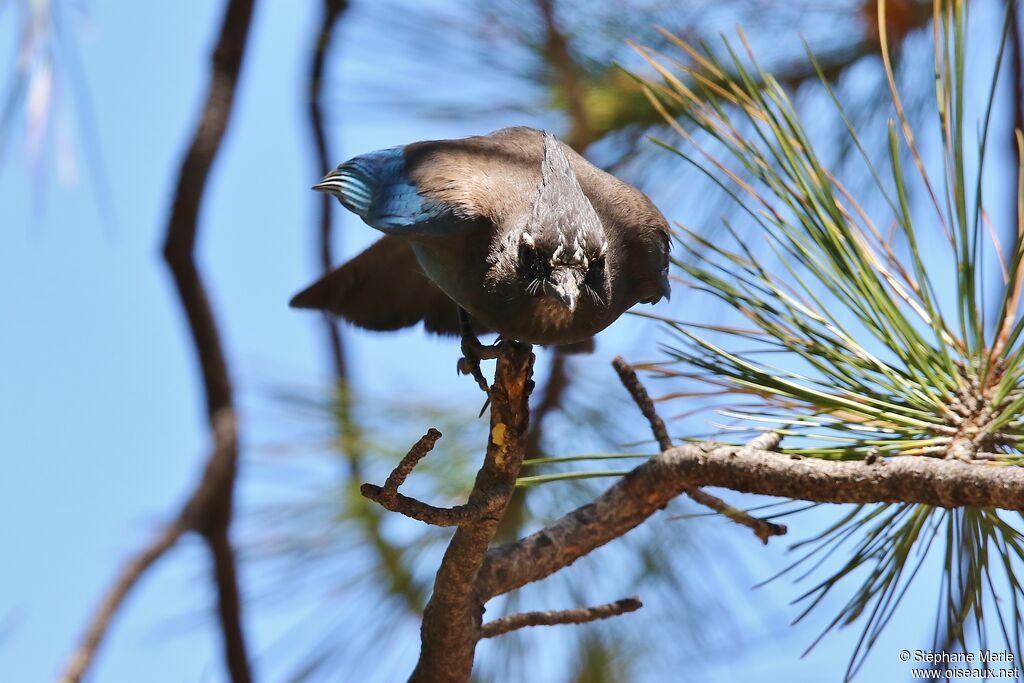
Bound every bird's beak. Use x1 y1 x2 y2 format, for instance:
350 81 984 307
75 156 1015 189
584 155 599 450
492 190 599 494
312 169 344 195
549 268 581 313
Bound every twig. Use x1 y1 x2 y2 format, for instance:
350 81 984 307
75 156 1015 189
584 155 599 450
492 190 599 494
58 1 256 681
382 429 442 491
57 521 187 683
481 597 642 638
408 341 535 683
612 357 672 451
361 487 504 527
611 356 786 543
360 429 505 526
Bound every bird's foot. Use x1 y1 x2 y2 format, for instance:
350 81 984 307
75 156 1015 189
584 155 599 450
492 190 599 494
457 334 501 394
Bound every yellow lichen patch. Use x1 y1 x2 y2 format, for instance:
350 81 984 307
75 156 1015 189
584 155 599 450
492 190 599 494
491 423 507 446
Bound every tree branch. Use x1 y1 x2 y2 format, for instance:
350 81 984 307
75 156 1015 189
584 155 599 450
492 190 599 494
57 520 187 683
660 442 1024 510
481 597 642 638
479 440 1024 599
308 0 349 379
58 1 256 681
407 341 535 683
206 526 250 683
360 428 507 526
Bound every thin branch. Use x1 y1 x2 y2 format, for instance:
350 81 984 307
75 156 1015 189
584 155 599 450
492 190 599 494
684 487 785 544
206 526 249 683
611 356 672 450
481 597 642 638
408 341 536 683
360 428 505 526
361 487 503 527
382 429 442 491
1009 0 1023 258
58 1 257 681
611 356 786 543
308 0 349 379
57 520 187 683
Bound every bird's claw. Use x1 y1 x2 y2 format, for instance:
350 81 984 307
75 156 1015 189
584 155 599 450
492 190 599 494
457 335 500 394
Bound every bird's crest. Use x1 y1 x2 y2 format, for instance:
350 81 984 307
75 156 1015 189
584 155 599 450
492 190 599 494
523 132 604 267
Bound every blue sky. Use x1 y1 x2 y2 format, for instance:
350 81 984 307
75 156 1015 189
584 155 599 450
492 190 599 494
1 1 1019 681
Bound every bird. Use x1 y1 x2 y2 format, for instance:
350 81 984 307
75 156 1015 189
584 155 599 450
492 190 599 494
290 126 671 389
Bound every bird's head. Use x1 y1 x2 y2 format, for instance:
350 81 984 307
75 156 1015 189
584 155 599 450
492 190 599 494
511 132 609 313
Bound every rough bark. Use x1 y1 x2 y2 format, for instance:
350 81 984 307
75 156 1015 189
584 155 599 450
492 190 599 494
478 441 1024 598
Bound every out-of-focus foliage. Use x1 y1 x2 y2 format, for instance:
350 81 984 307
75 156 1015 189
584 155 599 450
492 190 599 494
1 0 112 217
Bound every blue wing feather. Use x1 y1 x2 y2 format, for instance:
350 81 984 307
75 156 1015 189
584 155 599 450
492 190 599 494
331 147 454 235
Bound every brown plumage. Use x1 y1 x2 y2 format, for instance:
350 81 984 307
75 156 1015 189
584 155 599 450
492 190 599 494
291 127 670 347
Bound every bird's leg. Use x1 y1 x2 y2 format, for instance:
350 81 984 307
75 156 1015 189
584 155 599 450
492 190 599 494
456 307 499 394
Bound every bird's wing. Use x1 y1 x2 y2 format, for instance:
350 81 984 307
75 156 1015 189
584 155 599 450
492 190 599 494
402 127 543 226
322 146 466 236
334 127 571 233
289 236 485 336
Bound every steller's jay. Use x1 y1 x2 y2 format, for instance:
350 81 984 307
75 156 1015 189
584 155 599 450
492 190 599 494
291 126 671 389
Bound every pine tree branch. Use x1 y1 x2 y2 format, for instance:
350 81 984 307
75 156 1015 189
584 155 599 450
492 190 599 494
481 597 642 638
478 441 1024 599
407 341 536 683
360 428 508 526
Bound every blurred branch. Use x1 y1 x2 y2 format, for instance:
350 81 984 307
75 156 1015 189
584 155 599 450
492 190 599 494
536 0 593 150
58 520 187 683
58 0 257 681
308 0 349 379
1009 0 1022 252
481 597 642 638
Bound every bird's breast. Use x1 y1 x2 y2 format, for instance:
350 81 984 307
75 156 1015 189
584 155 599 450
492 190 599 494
409 239 623 345
473 295 620 345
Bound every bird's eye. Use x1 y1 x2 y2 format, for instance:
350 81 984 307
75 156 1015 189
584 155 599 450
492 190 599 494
586 255 605 286
519 240 550 281
530 256 551 280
